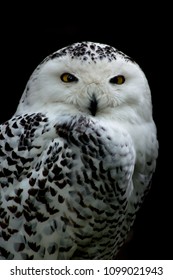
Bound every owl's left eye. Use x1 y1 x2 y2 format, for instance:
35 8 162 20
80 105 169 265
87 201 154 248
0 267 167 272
109 75 125 85
60 73 78 83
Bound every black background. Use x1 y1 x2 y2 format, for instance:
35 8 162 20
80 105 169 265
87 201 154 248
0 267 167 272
0 4 171 259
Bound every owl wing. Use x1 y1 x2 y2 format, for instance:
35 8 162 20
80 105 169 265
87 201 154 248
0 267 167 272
1 113 137 259
131 129 158 213
0 112 58 259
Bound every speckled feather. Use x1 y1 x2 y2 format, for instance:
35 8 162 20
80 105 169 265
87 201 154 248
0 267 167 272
0 41 158 259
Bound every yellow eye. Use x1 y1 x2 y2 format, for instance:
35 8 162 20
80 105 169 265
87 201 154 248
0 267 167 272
60 73 78 83
109 75 125 85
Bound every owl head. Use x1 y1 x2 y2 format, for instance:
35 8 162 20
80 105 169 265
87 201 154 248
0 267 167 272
15 41 152 123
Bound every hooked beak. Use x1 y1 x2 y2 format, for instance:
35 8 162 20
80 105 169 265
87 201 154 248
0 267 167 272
88 94 98 116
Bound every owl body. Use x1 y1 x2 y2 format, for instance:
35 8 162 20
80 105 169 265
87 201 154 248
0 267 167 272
0 42 158 259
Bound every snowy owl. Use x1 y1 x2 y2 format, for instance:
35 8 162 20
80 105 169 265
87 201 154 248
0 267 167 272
0 41 158 260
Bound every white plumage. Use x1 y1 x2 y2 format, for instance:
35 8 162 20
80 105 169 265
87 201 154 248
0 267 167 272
0 41 158 259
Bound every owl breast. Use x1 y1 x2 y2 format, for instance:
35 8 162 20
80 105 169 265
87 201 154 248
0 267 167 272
45 116 136 259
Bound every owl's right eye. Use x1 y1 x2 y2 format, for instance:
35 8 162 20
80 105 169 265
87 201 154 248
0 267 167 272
60 73 78 83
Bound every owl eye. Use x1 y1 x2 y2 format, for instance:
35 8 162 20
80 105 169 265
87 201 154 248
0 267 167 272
109 75 125 85
60 73 78 83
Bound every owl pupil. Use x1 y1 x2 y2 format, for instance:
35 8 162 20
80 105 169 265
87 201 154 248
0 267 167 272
68 74 74 81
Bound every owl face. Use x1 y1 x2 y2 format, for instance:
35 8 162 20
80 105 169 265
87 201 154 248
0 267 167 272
16 42 152 122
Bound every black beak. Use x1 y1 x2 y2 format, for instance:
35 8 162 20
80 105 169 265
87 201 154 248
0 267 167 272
88 94 98 116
